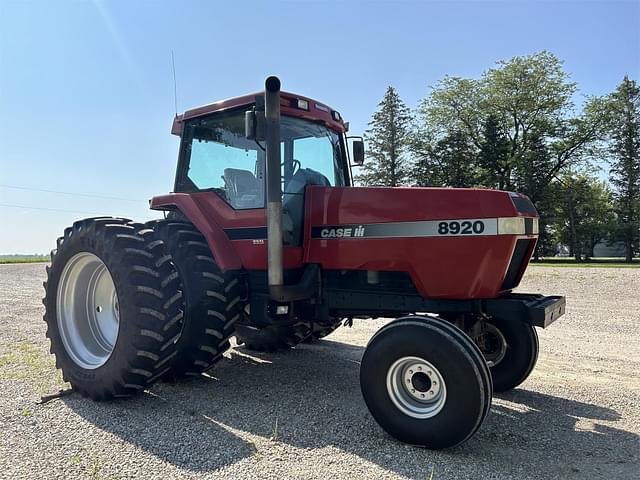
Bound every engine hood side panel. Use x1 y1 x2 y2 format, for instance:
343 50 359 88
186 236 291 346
303 186 537 299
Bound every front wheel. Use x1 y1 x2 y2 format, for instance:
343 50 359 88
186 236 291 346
360 316 492 449
472 317 539 392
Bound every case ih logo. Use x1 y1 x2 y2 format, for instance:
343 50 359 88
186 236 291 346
319 226 366 238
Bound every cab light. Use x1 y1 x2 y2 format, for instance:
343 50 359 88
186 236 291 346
296 99 309 110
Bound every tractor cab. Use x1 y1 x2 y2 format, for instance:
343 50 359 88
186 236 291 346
171 90 361 247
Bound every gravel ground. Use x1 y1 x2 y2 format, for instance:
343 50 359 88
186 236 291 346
0 263 638 479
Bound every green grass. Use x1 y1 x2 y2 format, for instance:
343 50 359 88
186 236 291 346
530 257 640 268
0 342 66 394
0 257 49 264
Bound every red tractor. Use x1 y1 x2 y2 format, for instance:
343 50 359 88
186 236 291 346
43 76 565 449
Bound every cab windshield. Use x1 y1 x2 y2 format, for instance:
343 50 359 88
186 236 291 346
178 109 348 209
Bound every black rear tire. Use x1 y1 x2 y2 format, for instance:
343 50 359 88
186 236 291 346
476 317 539 392
147 220 243 377
360 315 492 449
43 218 184 399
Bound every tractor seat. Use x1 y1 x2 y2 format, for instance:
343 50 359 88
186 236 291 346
223 168 263 209
283 168 331 245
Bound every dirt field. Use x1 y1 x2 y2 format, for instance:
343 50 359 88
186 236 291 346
0 264 638 479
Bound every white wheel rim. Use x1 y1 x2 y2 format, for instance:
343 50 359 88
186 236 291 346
386 356 447 419
56 252 119 369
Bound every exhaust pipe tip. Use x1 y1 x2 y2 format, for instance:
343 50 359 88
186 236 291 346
265 76 281 93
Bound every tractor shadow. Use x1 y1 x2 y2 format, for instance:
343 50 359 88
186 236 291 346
66 338 639 478
61 383 255 472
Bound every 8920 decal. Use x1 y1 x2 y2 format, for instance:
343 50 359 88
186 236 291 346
437 220 485 235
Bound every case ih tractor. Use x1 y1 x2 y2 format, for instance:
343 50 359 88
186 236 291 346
43 76 565 449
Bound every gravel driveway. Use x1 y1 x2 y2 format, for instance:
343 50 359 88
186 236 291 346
0 263 638 479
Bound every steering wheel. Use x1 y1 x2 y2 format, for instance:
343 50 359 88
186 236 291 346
281 159 301 174
281 159 301 184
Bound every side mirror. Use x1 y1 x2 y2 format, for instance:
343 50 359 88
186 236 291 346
352 140 365 166
245 110 256 139
245 109 266 140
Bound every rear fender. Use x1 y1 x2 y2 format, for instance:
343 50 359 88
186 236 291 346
150 193 242 271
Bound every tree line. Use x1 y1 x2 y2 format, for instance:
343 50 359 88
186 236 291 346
357 51 640 262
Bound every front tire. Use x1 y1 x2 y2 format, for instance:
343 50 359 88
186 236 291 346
473 317 539 392
43 218 184 399
360 316 492 449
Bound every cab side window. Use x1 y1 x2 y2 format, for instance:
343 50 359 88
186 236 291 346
181 110 265 209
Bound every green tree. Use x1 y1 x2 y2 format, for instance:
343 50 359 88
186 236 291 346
413 130 478 187
607 76 640 262
549 174 616 261
478 114 511 189
534 188 563 259
417 50 608 197
356 86 412 186
513 133 553 204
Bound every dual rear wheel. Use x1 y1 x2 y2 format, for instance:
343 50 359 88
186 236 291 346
43 218 241 399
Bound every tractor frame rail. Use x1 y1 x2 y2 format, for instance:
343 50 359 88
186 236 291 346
326 290 566 328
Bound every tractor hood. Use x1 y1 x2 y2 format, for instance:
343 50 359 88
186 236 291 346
304 186 539 299
305 186 537 227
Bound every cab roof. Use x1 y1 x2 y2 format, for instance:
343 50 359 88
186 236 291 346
171 90 347 136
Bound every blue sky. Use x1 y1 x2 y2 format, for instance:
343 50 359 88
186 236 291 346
1 0 638 254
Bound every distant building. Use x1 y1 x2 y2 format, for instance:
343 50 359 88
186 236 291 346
554 241 626 258
593 241 626 257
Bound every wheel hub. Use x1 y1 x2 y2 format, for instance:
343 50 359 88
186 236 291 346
410 371 432 392
56 252 120 369
386 356 447 418
475 324 508 367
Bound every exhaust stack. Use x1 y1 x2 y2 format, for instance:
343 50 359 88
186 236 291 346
265 76 283 293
